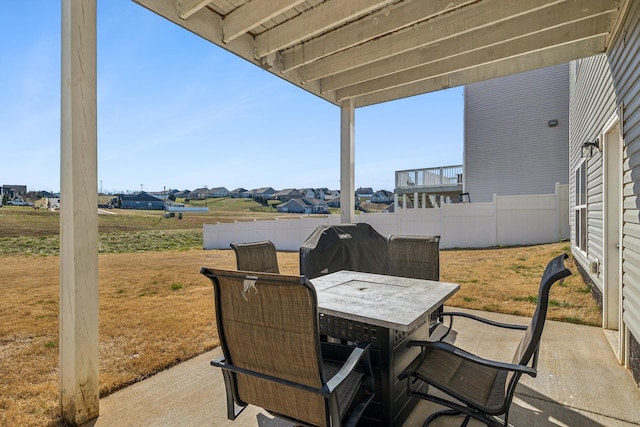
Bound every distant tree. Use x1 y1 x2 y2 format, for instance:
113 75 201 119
168 193 176 202
256 196 269 206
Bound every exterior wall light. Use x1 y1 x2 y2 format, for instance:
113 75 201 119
581 138 600 158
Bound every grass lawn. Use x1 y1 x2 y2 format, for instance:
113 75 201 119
0 204 600 425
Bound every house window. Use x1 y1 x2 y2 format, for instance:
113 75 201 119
574 161 587 252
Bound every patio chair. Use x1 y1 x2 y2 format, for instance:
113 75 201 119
200 268 375 427
230 240 279 273
387 235 442 331
387 235 440 280
398 253 571 427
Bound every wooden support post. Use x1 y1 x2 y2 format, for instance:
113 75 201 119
60 0 99 424
340 99 355 224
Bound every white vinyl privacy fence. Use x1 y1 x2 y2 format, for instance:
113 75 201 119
203 184 569 251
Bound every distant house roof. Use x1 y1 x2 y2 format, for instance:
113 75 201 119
356 187 374 195
273 188 300 197
373 189 394 197
119 192 163 202
250 187 277 195
209 187 229 194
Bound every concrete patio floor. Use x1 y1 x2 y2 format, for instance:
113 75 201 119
86 309 640 427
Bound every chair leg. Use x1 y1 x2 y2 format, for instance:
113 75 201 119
423 409 470 426
221 370 246 420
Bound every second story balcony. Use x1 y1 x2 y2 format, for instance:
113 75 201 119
395 165 463 196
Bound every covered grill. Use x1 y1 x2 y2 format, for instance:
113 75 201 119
299 223 388 279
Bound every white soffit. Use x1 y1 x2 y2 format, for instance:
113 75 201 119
133 0 623 108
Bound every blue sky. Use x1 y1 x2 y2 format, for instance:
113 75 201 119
0 1 463 194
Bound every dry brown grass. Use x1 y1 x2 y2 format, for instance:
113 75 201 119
0 242 599 425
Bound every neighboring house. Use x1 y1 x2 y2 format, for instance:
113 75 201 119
208 187 229 198
148 191 169 200
464 63 570 203
567 2 640 386
273 188 302 202
116 192 164 210
2 184 27 199
190 187 210 199
276 197 329 214
146 189 182 200
229 188 248 198
371 190 394 204
299 188 317 199
249 187 277 199
175 189 191 199
314 188 331 200
356 187 374 198
326 198 340 208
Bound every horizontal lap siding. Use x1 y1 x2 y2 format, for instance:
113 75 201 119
613 1 640 341
464 64 569 203
569 53 614 291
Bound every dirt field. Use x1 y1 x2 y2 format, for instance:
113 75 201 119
0 241 599 425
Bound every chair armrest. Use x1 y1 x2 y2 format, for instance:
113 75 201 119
439 311 528 330
405 340 537 377
323 342 373 396
211 344 374 398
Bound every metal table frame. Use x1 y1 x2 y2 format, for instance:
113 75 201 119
311 271 459 427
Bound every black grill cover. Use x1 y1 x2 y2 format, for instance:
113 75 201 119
299 223 388 279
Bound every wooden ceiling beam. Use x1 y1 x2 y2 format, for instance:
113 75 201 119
337 17 609 100
177 0 211 20
322 3 616 92
302 0 616 83
353 37 607 107
281 0 476 72
254 0 395 58
222 0 307 44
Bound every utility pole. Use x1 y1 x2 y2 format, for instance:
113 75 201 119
140 184 143 193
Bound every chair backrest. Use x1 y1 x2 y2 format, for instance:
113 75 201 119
201 268 330 426
512 253 572 366
387 235 440 280
230 240 280 273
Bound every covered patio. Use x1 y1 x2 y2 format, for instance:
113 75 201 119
60 0 631 424
91 309 640 426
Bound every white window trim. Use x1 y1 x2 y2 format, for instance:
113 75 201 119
574 159 588 255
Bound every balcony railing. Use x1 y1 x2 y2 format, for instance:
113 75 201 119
395 165 463 190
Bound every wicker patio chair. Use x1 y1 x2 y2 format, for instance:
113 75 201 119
387 235 442 331
398 253 571 427
230 240 279 273
200 268 375 427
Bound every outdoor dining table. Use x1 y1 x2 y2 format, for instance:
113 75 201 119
310 270 460 427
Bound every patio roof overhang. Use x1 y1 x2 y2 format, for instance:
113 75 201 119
133 0 623 108
59 0 628 424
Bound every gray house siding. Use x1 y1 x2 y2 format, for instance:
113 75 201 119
464 64 570 203
570 0 640 384
569 54 616 288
